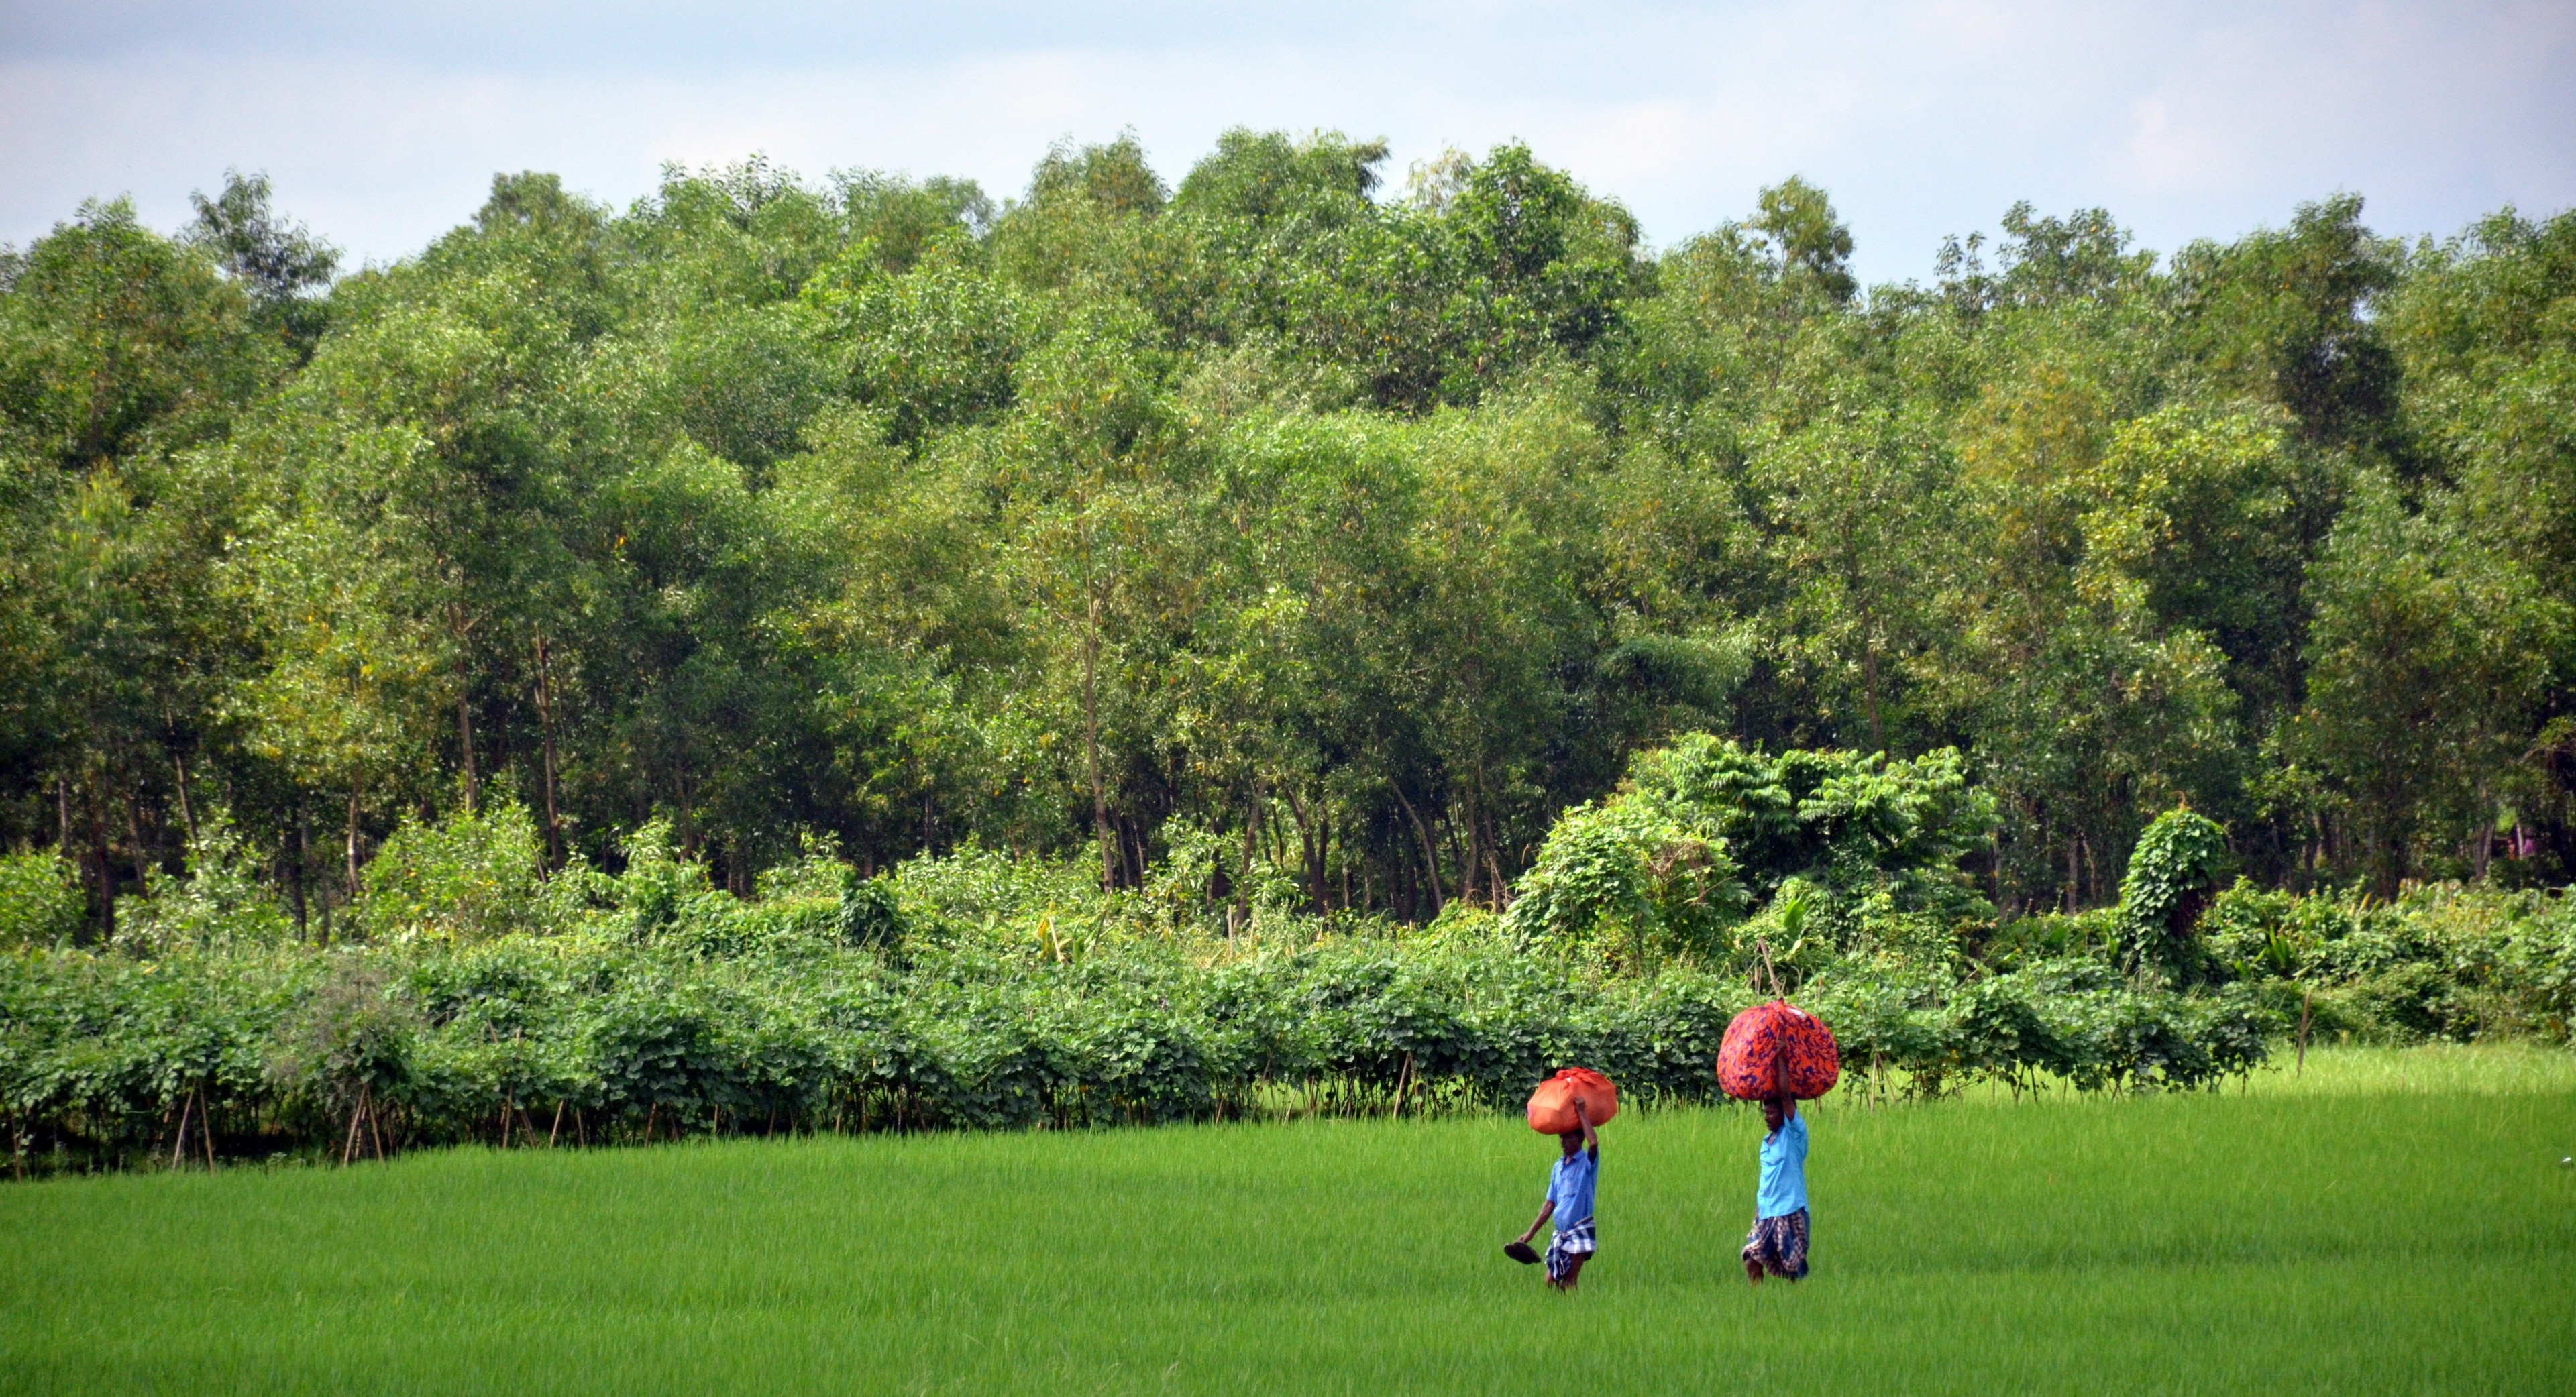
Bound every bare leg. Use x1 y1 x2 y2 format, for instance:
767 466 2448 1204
1744 1255 1764 1284
1552 1252 1591 1292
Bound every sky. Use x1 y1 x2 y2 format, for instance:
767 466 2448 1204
3 0 2573 284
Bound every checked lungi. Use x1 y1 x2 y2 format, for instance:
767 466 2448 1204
1741 1207 1809 1280
1544 1218 1597 1282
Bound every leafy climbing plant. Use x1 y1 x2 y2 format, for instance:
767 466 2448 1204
2116 809 2229 983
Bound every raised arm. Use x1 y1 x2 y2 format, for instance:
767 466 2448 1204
1574 1098 1600 1154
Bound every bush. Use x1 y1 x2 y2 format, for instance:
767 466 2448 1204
837 871 908 948
117 811 296 956
360 803 551 942
1504 734 1997 966
0 910 2288 1174
2114 808 2228 984
2502 902 2576 1041
1501 797 1746 966
1619 736 1998 926
0 851 82 950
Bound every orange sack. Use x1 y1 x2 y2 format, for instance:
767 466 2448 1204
1526 1068 1619 1134
1717 1000 1841 1101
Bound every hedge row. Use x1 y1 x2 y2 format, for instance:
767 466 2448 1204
1 925 2274 1174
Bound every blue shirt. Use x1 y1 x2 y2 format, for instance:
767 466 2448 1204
1758 1113 1808 1219
1547 1146 1598 1230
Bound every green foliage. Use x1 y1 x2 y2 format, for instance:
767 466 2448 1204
0 851 81 949
266 956 415 1125
1619 735 1998 925
185 170 337 353
359 802 551 943
0 197 275 469
2115 808 2229 982
2502 902 2576 1040
1501 795 1747 967
0 916 2282 1173
835 871 906 949
3 137 2575 1050
801 249 1026 447
117 810 295 955
2288 480 2570 888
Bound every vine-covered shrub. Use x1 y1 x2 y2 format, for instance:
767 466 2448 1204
2115 809 2229 983
1504 736 1998 967
9 771 2571 1178
1501 797 1746 966
1621 737 1998 921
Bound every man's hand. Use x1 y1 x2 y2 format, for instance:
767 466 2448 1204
1520 1199 1554 1245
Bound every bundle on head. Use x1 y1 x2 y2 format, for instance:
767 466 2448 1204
1717 1000 1840 1101
1526 1068 1618 1133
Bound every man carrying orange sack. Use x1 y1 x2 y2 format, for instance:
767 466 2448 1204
1512 1098 1599 1291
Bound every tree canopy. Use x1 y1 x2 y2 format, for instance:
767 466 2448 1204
5 140 2573 942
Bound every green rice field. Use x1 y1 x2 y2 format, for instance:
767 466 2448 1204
4 1046 2572 1395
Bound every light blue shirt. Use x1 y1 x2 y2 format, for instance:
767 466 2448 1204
1758 1113 1808 1219
1548 1146 1598 1229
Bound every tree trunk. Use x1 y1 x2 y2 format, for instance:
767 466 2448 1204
1282 783 1327 912
534 632 563 871
1862 637 1884 753
1083 592 1112 893
2470 780 2493 881
1452 811 1477 907
171 748 198 847
125 783 151 891
1393 785 1444 915
455 689 478 816
345 776 363 903
449 603 478 815
1234 782 1261 928
289 801 309 940
89 785 114 943
343 1086 366 1166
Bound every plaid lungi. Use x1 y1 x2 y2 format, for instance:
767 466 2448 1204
1544 1218 1596 1281
1741 1207 1809 1280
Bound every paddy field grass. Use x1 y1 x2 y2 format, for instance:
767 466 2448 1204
3 1045 2571 1395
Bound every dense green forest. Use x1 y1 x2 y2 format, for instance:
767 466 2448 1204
5 132 2574 930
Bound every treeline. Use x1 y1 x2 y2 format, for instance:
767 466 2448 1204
3 135 2574 934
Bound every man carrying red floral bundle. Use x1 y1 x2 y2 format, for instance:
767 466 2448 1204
1741 1093 1809 1282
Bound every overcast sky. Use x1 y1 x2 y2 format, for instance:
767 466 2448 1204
4 1 2572 284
